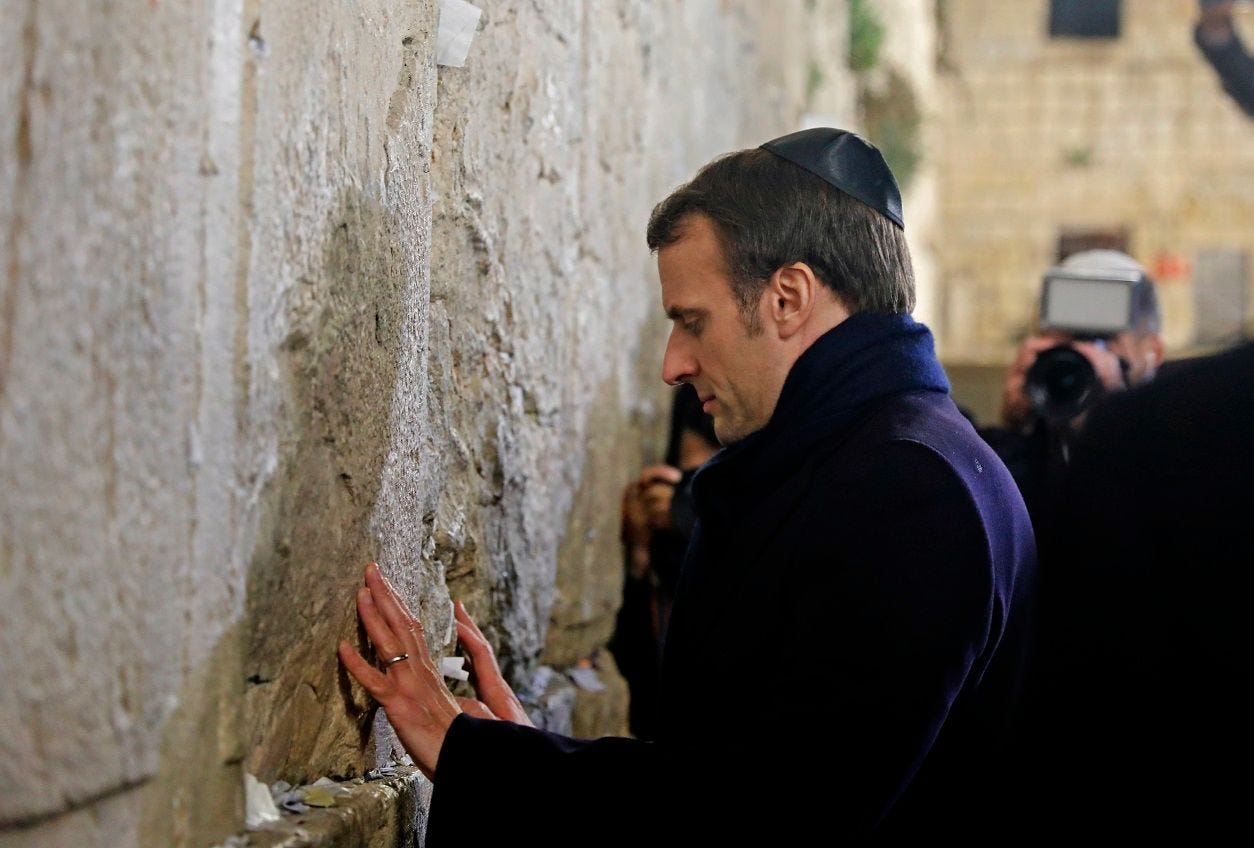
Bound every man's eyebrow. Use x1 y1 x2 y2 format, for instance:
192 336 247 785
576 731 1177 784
666 306 706 321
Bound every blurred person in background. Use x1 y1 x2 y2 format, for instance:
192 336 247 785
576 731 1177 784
1025 339 1254 839
979 249 1163 535
1196 0 1254 115
610 383 718 739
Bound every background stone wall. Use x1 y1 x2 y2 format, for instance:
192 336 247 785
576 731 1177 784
0 2 860 846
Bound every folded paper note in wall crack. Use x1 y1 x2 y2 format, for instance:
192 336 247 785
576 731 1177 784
441 656 469 681
437 0 482 68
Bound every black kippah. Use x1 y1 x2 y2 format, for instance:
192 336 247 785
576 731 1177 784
760 128 904 229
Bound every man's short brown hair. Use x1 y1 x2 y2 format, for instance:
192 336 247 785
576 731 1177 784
646 148 915 329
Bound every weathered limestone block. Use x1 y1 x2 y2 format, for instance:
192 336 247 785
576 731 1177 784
0 0 247 834
238 0 440 788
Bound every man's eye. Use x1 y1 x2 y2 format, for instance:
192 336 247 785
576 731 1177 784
684 320 703 335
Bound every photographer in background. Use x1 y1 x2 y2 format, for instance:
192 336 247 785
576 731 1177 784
610 384 718 739
980 250 1164 533
1195 0 1254 116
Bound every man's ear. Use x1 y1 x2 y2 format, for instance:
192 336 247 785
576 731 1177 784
1147 333 1165 368
766 262 819 339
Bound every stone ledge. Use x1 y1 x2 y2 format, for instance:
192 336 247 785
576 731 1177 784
239 769 428 848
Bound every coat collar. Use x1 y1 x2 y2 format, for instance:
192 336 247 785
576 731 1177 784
691 312 950 528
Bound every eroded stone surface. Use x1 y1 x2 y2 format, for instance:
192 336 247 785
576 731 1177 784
0 0 252 828
233 0 441 789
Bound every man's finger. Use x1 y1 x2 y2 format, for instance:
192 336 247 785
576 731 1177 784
364 563 430 659
642 480 675 498
1072 341 1126 390
339 641 394 701
454 618 519 715
454 604 497 669
455 618 497 669
357 587 412 671
453 600 489 642
455 619 506 691
643 488 673 508
637 464 682 487
454 615 486 651
1013 335 1056 371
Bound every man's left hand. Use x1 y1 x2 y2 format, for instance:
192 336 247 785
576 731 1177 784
338 562 462 781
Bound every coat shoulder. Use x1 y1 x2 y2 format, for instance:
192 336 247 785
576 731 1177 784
810 391 1035 566
817 391 1007 485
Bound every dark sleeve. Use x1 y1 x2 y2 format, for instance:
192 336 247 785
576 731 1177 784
426 714 659 846
774 440 997 834
1195 24 1254 116
1029 397 1155 824
429 442 998 844
1034 363 1254 830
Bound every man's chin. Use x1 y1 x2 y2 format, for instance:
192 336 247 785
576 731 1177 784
712 419 748 447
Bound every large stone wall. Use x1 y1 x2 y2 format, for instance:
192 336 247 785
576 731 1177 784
0 2 856 846
934 0 1254 362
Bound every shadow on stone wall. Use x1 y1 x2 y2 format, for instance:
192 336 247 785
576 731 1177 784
242 190 412 784
139 627 244 847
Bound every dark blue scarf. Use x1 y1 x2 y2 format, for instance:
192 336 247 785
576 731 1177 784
693 312 950 517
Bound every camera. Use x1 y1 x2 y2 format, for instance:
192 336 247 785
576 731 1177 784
1025 346 1100 422
1024 264 1143 422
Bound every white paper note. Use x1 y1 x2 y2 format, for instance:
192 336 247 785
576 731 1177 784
437 0 482 68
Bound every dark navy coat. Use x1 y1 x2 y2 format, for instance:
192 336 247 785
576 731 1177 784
428 315 1036 845
1027 341 1254 841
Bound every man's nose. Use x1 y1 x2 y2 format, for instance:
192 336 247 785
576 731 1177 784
661 328 695 387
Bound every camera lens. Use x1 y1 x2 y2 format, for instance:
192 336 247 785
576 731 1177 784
1024 345 1098 422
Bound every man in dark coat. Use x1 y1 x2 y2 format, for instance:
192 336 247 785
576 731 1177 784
338 129 1037 844
1026 341 1254 840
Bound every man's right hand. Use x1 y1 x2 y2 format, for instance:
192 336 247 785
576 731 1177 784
453 600 534 727
1001 335 1066 430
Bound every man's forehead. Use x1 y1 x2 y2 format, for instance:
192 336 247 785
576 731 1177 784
658 266 721 317
657 218 731 309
